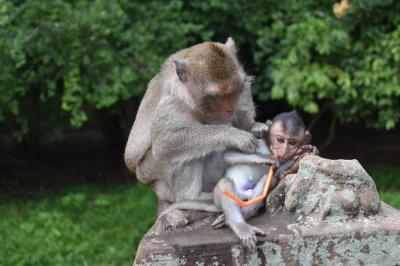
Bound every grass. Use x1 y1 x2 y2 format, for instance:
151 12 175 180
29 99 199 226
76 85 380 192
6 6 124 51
0 166 399 266
0 184 158 266
380 191 400 209
367 165 400 191
368 165 400 209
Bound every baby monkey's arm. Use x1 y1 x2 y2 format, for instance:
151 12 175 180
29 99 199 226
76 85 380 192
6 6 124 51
224 151 279 166
276 145 319 180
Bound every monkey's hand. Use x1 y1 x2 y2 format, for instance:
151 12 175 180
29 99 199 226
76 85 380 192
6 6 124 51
250 154 279 167
293 145 319 160
234 222 266 249
250 122 269 139
262 155 280 167
299 144 319 155
235 131 259 154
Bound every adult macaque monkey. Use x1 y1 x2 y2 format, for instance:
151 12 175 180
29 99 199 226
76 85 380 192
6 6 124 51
124 37 268 214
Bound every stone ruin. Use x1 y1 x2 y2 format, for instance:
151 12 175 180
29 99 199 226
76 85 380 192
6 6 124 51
268 155 381 221
133 155 400 265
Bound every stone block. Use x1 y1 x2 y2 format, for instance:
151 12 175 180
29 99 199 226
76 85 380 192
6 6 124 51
134 204 400 265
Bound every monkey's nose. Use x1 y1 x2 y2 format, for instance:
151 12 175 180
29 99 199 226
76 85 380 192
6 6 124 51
224 110 233 116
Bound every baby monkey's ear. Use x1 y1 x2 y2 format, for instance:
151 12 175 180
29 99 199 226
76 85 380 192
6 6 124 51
266 120 272 130
304 131 312 144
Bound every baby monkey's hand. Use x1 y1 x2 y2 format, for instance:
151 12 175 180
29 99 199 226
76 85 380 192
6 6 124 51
293 145 319 160
264 155 280 167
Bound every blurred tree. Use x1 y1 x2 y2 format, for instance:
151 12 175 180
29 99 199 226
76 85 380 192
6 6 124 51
0 0 205 154
0 0 399 154
253 0 400 135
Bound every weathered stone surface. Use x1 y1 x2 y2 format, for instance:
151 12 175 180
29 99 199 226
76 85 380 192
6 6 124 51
134 204 400 265
134 156 399 265
282 155 381 221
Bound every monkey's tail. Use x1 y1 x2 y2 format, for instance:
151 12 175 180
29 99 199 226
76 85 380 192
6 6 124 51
160 200 221 217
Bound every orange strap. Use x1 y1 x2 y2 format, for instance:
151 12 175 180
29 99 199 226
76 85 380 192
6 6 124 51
222 165 275 207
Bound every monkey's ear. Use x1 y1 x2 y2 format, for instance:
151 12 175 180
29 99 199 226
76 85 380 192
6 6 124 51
266 120 272 128
304 131 312 144
173 60 189 83
225 37 236 53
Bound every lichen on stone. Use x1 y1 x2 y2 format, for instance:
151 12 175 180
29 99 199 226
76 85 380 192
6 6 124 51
280 155 381 221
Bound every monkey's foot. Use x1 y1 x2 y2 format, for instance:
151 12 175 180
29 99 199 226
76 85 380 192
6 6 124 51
211 213 227 229
232 222 266 249
158 210 190 232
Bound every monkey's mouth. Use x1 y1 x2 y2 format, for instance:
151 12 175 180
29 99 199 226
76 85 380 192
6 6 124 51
277 156 290 164
218 111 234 118
275 150 297 163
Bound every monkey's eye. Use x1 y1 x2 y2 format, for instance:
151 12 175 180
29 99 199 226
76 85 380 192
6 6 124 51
234 87 243 95
277 138 284 143
289 141 297 146
207 93 223 98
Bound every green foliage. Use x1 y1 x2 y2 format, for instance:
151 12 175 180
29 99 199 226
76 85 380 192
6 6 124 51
0 184 157 266
1 0 400 144
253 0 400 129
0 0 206 141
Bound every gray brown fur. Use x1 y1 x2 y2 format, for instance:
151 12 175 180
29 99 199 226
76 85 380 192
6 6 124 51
124 37 265 215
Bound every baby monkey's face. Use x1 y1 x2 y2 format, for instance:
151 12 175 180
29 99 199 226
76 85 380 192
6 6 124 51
267 121 306 163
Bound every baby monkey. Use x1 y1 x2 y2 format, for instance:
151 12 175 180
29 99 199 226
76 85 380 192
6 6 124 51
211 111 318 248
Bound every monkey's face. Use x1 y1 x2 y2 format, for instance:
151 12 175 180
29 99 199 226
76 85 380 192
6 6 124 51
202 81 241 118
267 121 305 163
174 42 244 119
